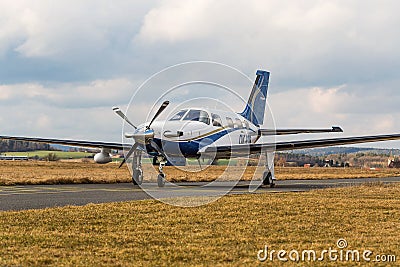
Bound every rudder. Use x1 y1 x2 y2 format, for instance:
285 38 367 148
240 70 270 126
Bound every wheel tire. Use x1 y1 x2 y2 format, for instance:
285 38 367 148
267 172 275 188
132 169 143 185
157 173 166 187
262 171 272 185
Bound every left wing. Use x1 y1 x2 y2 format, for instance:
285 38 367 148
0 135 127 150
201 133 400 159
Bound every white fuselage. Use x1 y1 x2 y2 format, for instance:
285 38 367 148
142 108 260 158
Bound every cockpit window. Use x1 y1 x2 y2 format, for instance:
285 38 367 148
183 109 210 124
199 111 210 124
169 110 188 121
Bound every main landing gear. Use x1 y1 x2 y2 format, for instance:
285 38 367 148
262 170 275 188
262 151 276 188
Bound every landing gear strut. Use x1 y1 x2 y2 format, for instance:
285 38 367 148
131 151 143 185
262 151 276 188
157 157 167 187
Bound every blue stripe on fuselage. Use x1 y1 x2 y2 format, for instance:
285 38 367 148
148 128 246 157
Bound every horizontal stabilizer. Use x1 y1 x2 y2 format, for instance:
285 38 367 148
259 126 343 136
201 133 400 159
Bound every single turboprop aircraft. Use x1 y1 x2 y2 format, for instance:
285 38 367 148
2 70 400 187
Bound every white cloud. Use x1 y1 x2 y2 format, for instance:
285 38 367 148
0 1 155 59
136 0 214 43
0 78 136 108
136 0 400 85
269 83 400 138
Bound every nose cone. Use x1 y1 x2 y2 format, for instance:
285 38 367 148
125 127 155 144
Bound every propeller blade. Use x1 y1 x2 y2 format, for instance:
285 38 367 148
150 140 166 158
146 101 170 130
119 142 139 168
113 107 137 129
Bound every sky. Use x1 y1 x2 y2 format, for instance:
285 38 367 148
1 0 400 148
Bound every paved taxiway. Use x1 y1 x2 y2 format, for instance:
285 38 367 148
1 177 399 211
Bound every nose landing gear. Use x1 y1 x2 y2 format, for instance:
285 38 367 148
157 157 167 187
131 151 143 185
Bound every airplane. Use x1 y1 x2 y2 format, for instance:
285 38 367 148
2 69 400 188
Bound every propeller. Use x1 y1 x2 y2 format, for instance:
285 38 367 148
112 107 137 129
118 142 139 168
114 100 170 168
146 101 169 130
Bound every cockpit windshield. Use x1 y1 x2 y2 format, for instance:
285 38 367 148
169 110 187 121
183 110 210 124
169 109 210 124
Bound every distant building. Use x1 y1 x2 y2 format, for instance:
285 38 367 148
0 155 28 161
284 161 298 167
323 159 350 167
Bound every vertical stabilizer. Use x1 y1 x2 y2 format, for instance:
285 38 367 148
240 70 270 126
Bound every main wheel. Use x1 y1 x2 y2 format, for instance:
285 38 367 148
157 173 166 187
262 171 272 185
132 169 143 185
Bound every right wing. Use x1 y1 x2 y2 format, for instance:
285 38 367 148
259 126 343 135
0 135 127 150
202 133 400 159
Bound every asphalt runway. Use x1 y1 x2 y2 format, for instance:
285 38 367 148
1 177 400 211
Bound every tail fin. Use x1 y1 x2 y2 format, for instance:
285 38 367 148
240 70 270 126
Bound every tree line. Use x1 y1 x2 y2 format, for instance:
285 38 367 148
275 152 392 168
0 140 51 153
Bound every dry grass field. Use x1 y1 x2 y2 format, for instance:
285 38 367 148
1 160 400 185
0 183 399 266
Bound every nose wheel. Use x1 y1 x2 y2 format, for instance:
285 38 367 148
157 158 166 187
132 169 143 185
157 173 166 187
131 151 143 185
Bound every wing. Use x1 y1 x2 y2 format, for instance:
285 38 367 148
0 135 127 150
201 133 400 159
259 126 343 135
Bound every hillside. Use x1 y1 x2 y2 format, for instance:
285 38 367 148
290 147 400 156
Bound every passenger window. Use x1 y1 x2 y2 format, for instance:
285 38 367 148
234 118 242 129
226 117 234 128
169 110 187 121
243 120 249 129
212 113 222 127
